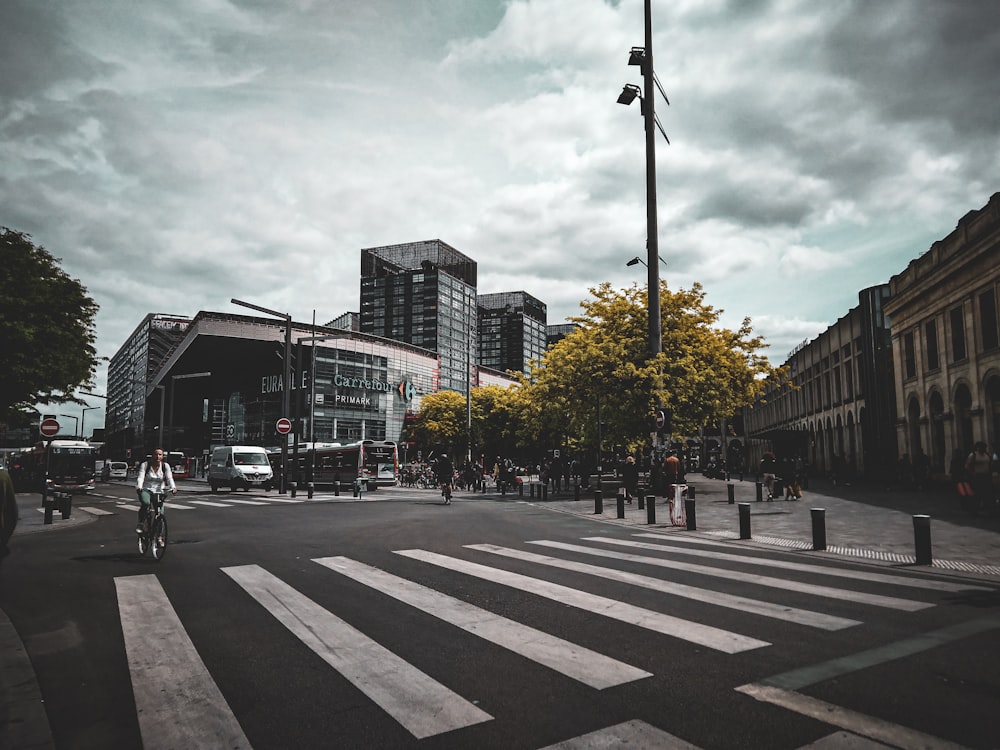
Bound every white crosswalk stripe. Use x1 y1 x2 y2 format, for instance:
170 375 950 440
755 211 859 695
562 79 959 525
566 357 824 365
395 548 771 653
526 540 933 611
115 575 251 749
221 564 493 739
624 534 988 592
313 555 652 688
466 543 861 631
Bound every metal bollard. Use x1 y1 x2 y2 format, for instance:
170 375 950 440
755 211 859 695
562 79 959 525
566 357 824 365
811 508 826 551
574 483 580 501
616 491 625 519
689 485 696 500
738 502 751 539
290 482 297 498
542 484 548 501
518 481 523 497
913 515 932 565
637 488 645 510
530 483 535 498
685 498 696 530
646 495 656 524
594 489 603 514
307 482 314 499
755 482 763 502
334 481 340 497
727 483 735 504
58 492 72 520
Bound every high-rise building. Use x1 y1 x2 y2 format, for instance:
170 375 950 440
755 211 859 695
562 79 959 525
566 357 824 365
360 240 478 393
477 291 548 376
546 323 579 348
105 313 191 457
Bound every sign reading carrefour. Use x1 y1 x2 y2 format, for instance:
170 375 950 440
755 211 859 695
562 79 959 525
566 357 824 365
332 374 394 392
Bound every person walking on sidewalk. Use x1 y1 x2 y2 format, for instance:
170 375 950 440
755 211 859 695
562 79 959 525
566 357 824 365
622 456 639 504
964 442 994 514
135 448 176 533
760 452 777 501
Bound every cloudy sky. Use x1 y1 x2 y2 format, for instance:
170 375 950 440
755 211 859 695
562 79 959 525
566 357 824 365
4 0 999 430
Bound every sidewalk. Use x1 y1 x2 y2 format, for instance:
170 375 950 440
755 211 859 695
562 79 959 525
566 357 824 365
514 475 1000 579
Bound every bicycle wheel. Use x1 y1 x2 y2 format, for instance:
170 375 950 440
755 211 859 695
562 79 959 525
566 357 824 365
151 516 168 561
137 527 148 556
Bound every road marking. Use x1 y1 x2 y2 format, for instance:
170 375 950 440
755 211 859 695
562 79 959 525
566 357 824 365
626 534 988 592
314 556 651 689
474 543 858 631
531 539 931 611
258 497 304 503
116 503 139 512
114 575 251 749
214 498 269 506
735 683 967 750
222 564 492 739
78 506 114 516
163 502 195 510
539 719 701 749
189 500 234 508
759 615 1000 691
395 549 769 654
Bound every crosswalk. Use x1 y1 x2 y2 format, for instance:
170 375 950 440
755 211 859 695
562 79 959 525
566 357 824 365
112 532 990 749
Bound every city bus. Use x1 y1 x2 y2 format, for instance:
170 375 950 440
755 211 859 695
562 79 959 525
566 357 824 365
22 439 98 493
164 451 190 480
273 440 399 489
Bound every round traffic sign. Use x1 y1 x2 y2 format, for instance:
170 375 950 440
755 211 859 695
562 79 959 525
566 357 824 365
275 417 292 435
40 418 60 437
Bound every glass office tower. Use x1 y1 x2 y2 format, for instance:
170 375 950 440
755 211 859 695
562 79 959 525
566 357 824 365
477 291 548 376
360 240 478 394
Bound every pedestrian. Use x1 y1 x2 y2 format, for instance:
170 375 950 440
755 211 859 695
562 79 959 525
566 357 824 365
760 452 776 501
964 442 994 514
622 456 639 504
663 451 680 500
135 448 176 534
433 453 454 504
1 468 17 565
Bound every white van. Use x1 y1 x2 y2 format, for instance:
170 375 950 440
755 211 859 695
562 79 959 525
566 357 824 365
208 446 273 492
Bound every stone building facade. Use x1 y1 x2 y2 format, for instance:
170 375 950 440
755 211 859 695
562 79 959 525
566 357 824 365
883 192 1000 475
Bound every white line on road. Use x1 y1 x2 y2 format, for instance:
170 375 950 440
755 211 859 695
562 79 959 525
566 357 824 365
213 498 269 506
189 500 234 508
472 543 859 631
735 683 967 750
531 540 932 612
313 555 651 689
78 506 114 515
114 575 251 750
625 534 988 592
221 564 492 739
538 719 702 749
163 502 196 510
395 549 769 654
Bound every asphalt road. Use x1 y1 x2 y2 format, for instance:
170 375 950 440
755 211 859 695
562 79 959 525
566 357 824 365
2 482 999 749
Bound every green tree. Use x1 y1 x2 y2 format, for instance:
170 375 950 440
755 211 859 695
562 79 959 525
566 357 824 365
407 390 467 458
525 281 777 452
0 229 99 424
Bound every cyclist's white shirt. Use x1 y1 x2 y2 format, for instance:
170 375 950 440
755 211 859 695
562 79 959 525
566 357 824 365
136 462 175 493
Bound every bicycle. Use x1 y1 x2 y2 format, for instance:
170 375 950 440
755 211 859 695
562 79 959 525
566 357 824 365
137 491 169 561
440 481 452 504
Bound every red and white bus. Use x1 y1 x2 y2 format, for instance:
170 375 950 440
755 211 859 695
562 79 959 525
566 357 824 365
273 440 398 489
22 439 97 493
164 451 190 480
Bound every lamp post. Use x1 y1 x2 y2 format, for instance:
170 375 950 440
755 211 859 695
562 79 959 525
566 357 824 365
232 298 292 494
618 0 669 358
81 406 99 441
59 414 79 438
168 372 212 451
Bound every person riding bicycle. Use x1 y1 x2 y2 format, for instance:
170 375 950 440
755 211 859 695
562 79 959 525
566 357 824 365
135 448 176 533
433 453 454 504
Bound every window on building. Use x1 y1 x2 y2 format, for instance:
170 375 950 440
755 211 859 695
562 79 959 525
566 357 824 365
950 306 966 362
924 319 939 371
903 331 916 379
979 288 999 351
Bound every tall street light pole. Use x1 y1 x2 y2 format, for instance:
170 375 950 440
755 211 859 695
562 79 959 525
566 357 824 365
59 414 79 438
81 406 98 441
642 0 661 358
232 298 292 494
